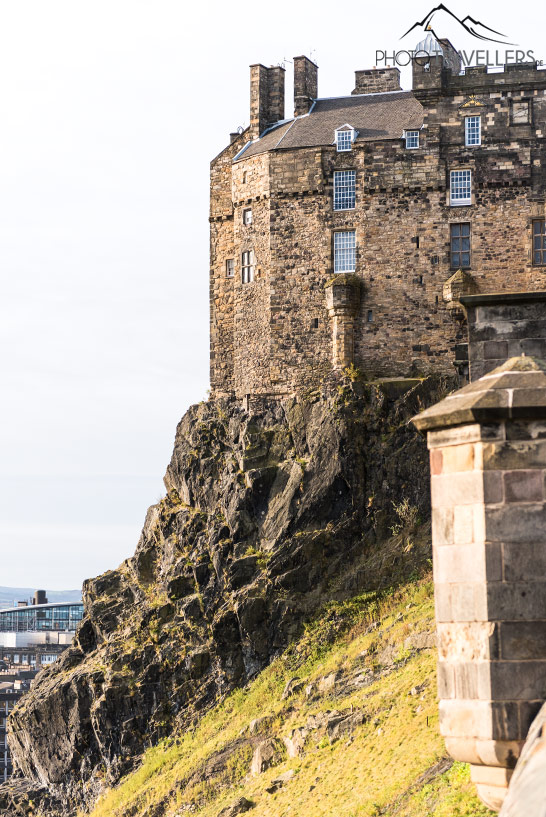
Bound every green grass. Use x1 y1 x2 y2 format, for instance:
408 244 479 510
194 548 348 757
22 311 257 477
85 577 494 817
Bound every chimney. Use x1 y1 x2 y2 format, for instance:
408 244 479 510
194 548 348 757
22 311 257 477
352 67 401 95
34 590 48 606
249 64 285 139
293 55 318 117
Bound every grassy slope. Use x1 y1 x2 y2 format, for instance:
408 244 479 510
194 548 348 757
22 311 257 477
84 565 494 817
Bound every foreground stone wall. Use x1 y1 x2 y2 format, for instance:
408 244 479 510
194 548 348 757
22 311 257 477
413 356 546 811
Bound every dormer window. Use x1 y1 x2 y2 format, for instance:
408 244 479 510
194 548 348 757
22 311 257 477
335 126 355 152
405 130 419 149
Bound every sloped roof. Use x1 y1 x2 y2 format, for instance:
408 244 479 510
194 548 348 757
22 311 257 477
237 91 423 161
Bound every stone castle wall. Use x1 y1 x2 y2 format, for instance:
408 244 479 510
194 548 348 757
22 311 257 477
210 59 546 398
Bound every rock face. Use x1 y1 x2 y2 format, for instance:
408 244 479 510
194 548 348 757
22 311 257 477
6 376 448 814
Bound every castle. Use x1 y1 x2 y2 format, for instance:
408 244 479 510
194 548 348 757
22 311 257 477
209 38 546 399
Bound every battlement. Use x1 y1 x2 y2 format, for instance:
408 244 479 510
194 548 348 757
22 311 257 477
413 56 546 99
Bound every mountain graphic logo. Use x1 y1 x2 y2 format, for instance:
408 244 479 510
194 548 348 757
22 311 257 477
401 3 517 46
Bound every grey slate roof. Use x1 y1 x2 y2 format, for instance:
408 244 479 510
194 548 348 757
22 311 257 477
237 91 424 160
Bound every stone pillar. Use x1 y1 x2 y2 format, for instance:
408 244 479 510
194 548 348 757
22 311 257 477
412 356 546 812
460 292 546 382
325 275 361 370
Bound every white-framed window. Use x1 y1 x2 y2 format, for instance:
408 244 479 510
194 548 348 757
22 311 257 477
333 170 356 211
405 130 419 149
241 250 254 283
334 231 356 273
243 208 252 225
465 116 481 146
335 126 355 152
225 258 234 278
450 170 472 206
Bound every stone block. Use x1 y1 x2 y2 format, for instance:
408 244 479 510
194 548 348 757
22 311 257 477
454 661 484 699
431 472 484 507
439 700 520 741
487 580 546 620
484 340 508 360
427 423 503 450
475 738 525 768
483 471 504 504
470 764 513 786
501 622 546 660
437 621 498 662
440 444 476 473
482 440 546 471
453 505 475 545
506 420 546 441
475 782 508 811
488 660 546 701
435 582 487 622
432 506 453 546
485 504 546 544
437 660 456 698
434 544 485 584
502 541 546 582
485 542 503 582
503 469 544 502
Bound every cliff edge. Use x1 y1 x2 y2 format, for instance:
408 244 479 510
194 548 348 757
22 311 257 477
4 375 450 815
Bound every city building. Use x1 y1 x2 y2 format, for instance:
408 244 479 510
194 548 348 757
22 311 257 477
209 39 546 399
0 592 83 780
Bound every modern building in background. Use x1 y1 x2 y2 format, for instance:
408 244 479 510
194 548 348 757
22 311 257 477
0 591 84 780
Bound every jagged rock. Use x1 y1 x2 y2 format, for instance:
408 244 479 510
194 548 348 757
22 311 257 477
327 710 366 743
404 630 436 650
283 727 308 757
317 671 340 695
265 769 295 793
251 738 284 776
217 796 254 816
282 677 306 699
248 716 272 736
6 378 448 815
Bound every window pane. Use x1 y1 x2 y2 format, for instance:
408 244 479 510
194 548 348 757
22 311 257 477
333 170 356 211
334 231 356 272
465 116 481 146
450 170 472 205
336 130 353 152
452 238 461 251
534 221 542 235
461 252 470 266
461 223 470 236
462 238 470 251
535 251 542 264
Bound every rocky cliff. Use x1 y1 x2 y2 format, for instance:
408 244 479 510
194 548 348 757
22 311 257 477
4 374 451 815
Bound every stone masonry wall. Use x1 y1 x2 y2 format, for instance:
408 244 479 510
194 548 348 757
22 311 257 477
210 62 546 398
414 356 546 811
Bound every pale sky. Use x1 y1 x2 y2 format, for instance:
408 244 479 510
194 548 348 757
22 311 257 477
0 1 542 588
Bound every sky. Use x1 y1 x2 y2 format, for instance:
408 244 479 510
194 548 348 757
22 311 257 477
0 1 543 589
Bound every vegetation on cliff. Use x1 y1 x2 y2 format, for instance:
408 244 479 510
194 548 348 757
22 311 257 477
85 564 493 817
4 374 458 815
